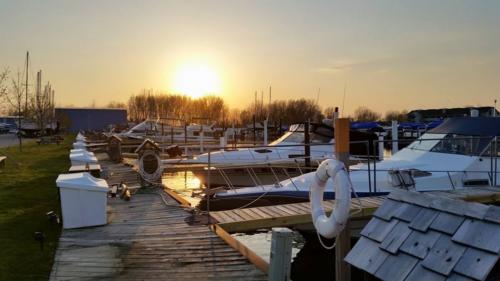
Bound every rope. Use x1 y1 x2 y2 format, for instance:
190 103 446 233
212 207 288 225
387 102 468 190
138 151 163 182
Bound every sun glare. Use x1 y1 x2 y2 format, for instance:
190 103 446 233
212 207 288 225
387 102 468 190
172 64 221 98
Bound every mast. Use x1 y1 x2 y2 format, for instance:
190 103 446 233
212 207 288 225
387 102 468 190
25 52 29 118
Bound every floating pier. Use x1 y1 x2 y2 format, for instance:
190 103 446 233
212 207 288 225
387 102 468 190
50 160 267 281
209 187 500 234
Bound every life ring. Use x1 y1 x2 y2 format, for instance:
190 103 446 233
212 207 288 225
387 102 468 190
310 159 352 239
138 150 163 182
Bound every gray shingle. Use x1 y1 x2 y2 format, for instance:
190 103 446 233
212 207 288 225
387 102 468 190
344 237 389 275
484 205 500 224
374 252 419 281
405 264 446 281
452 219 500 254
421 235 467 276
446 273 476 281
360 217 398 242
400 230 441 259
393 202 422 222
429 212 465 235
429 196 467 217
453 247 499 281
409 208 439 232
379 220 413 254
463 202 490 220
373 199 402 221
388 190 432 207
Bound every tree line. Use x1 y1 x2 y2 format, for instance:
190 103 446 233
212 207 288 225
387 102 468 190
122 90 408 126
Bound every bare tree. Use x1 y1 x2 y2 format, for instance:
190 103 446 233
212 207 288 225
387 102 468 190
0 69 9 113
2 70 26 150
107 101 127 109
384 110 408 122
30 76 55 135
353 106 381 121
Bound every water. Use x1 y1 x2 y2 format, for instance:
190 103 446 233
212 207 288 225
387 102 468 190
232 230 304 263
161 171 204 206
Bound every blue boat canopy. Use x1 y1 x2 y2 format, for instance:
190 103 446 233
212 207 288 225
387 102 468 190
428 117 500 136
350 121 382 130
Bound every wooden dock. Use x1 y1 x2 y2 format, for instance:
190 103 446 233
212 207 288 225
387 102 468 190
210 196 385 233
50 159 267 281
209 187 500 233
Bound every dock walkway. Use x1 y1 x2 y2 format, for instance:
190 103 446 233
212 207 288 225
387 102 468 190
210 196 385 233
50 161 266 281
210 187 500 233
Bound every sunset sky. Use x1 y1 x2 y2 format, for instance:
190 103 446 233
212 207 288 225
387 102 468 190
1 0 499 115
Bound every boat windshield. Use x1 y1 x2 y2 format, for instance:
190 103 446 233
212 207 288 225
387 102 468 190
407 133 492 156
407 133 445 151
430 134 492 156
277 131 331 144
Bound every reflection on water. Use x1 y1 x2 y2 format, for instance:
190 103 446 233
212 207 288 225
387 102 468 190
162 171 204 206
232 230 304 263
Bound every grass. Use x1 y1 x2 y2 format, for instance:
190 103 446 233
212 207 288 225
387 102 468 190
0 136 72 281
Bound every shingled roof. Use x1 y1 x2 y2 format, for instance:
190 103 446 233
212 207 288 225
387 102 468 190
345 190 500 281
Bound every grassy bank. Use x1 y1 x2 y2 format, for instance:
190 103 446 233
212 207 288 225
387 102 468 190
0 137 72 281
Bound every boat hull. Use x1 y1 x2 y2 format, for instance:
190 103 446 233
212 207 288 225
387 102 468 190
197 191 388 211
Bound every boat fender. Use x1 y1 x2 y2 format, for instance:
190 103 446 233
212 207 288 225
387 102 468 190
310 159 351 239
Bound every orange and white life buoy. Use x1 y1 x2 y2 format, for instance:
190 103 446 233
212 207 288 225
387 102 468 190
310 159 352 239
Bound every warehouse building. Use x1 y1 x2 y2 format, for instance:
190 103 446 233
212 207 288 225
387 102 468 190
55 107 127 133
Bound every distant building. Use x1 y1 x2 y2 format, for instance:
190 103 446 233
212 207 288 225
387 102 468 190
0 116 22 128
55 108 127 133
408 107 498 122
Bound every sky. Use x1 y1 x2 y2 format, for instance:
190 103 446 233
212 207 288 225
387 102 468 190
1 0 499 115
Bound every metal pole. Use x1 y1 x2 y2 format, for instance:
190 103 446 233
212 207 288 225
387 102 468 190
304 120 311 167
378 133 385 161
170 126 174 144
373 140 377 193
253 114 256 145
391 120 399 154
200 126 204 153
207 150 211 216
367 140 371 194
495 136 498 186
263 119 268 146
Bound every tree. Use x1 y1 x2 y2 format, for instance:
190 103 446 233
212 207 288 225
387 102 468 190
0 69 9 113
107 101 127 109
384 110 408 122
323 106 337 119
2 70 26 150
352 106 381 121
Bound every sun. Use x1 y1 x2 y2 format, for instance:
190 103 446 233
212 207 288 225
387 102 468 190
172 63 221 98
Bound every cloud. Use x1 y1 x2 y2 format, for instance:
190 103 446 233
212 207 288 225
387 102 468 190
316 56 394 74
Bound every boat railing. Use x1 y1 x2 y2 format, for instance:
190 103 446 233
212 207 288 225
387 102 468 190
355 135 500 193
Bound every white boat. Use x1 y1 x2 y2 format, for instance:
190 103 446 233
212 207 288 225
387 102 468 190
121 119 220 142
162 121 377 187
204 117 500 210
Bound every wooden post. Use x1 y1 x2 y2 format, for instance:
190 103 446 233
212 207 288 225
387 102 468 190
334 118 351 281
268 227 293 281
